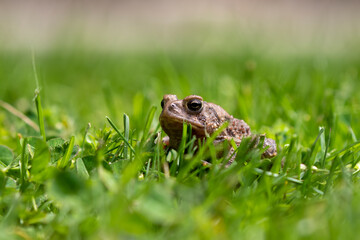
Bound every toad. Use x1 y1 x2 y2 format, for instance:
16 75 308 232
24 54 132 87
159 94 277 164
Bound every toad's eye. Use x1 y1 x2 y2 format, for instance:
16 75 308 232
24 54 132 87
187 99 203 112
161 99 165 109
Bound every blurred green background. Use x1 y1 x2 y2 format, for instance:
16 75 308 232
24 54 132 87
1 49 360 144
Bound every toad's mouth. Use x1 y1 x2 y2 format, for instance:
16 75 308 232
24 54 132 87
160 114 205 135
166 117 204 131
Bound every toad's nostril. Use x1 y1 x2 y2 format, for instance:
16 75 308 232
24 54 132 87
168 103 180 113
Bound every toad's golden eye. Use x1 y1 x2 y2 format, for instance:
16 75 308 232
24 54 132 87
187 99 203 112
161 99 165 109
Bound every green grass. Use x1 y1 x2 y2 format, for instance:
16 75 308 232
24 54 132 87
0 47 360 239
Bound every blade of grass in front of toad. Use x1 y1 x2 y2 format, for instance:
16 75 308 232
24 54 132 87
177 121 229 181
121 106 157 184
176 122 190 170
106 116 135 155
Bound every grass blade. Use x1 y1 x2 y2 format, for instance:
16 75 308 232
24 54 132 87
58 136 75 169
106 116 135 154
301 127 325 196
76 158 89 179
0 100 39 132
32 50 46 140
81 123 91 157
326 141 360 162
305 126 325 166
140 106 157 146
123 113 130 158
324 156 339 194
19 138 28 191
320 128 331 168
34 90 46 141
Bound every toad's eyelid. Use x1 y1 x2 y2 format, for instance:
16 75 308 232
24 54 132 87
189 99 201 105
184 95 203 102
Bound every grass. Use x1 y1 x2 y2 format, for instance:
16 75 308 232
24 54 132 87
0 46 360 239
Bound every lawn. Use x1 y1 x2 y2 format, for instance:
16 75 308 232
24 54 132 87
0 45 360 239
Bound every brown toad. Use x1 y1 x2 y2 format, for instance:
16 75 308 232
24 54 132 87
159 94 277 163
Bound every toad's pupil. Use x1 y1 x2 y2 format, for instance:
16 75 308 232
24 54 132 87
187 99 202 111
161 99 165 109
